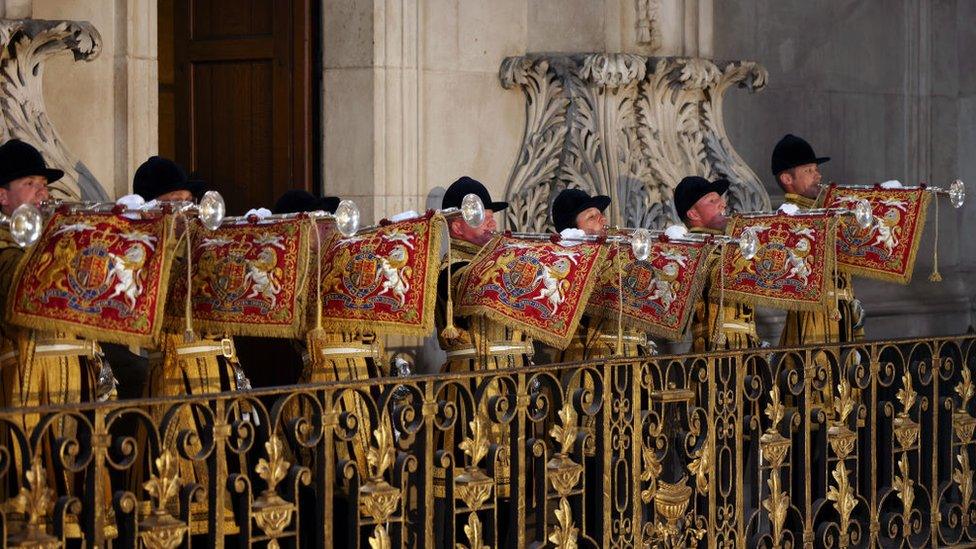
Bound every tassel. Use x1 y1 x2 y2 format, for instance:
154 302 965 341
710 245 727 351
182 219 196 344
929 195 943 282
830 253 842 322
441 238 461 340
307 215 327 366
615 239 624 356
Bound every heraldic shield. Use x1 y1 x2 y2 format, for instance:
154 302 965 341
8 210 178 346
821 185 930 284
720 212 838 312
164 217 313 339
315 212 445 336
587 236 715 341
456 234 608 349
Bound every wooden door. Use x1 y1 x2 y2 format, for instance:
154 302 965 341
174 0 313 215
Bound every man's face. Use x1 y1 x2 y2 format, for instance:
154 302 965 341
451 208 496 246
779 163 822 199
575 207 607 237
0 175 49 216
156 189 194 202
686 191 727 231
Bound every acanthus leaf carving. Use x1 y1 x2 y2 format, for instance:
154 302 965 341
501 53 769 233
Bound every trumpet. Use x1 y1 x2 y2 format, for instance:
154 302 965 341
820 179 966 208
38 190 229 230
502 224 761 262
615 226 762 261
734 198 875 230
216 199 360 237
0 203 44 247
339 193 485 237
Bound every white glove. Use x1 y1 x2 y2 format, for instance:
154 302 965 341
115 194 145 209
244 207 272 219
778 203 800 216
389 210 420 222
558 228 586 246
664 224 688 239
880 180 903 189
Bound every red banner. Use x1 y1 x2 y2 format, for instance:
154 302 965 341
720 212 837 311
165 217 312 338
587 238 715 341
456 234 608 349
9 211 177 346
316 213 444 336
821 185 930 283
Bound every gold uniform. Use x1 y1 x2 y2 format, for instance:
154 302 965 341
688 227 760 351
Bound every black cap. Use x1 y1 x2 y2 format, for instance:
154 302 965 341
442 176 508 212
133 156 205 201
673 176 730 221
273 189 341 214
0 139 64 187
551 188 611 232
771 134 830 177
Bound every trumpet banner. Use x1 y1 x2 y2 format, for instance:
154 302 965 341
720 212 837 311
8 211 177 346
587 238 715 341
316 213 444 336
457 234 608 349
164 218 312 338
821 185 930 284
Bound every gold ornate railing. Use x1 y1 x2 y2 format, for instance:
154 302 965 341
0 334 974 548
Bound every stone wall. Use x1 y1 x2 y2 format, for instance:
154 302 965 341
714 0 976 339
321 0 709 223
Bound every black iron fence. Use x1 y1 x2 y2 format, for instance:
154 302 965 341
0 334 973 548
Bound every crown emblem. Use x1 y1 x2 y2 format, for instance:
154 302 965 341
767 225 791 246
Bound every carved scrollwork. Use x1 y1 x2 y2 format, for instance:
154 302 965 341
500 53 769 232
0 19 107 201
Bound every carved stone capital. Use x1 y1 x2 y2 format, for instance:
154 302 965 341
0 18 106 201
499 53 770 232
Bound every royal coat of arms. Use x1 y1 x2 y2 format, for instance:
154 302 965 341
316 213 444 336
457 235 607 349
720 212 838 311
8 211 177 346
821 185 930 283
587 238 714 340
165 217 311 338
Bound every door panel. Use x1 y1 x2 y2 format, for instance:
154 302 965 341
174 0 311 215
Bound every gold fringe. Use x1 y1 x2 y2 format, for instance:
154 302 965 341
457 235 608 349
7 213 179 349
